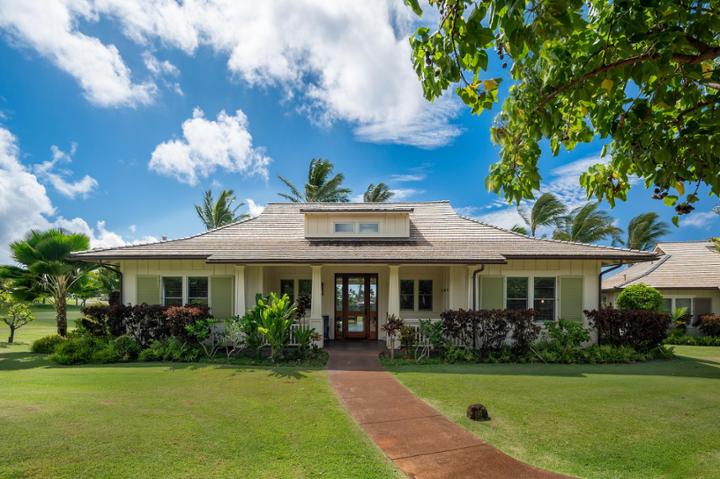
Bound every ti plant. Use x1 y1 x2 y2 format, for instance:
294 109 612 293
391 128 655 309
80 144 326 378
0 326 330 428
257 292 297 362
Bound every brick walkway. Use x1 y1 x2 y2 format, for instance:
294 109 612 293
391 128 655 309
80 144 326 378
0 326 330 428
327 342 570 479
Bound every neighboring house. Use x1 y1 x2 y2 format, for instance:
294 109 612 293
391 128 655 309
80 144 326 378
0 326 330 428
603 241 720 331
73 201 653 346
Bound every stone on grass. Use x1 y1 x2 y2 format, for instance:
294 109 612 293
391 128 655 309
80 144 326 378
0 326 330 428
466 403 490 421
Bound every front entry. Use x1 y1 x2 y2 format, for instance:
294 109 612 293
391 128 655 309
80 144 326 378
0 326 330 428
335 274 378 340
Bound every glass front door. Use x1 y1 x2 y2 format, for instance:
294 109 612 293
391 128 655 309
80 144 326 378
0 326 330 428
335 274 378 340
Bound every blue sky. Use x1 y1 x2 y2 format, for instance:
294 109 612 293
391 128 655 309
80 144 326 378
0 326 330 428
0 1 717 262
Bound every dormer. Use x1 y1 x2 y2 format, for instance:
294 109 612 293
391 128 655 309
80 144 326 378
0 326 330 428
301 205 412 239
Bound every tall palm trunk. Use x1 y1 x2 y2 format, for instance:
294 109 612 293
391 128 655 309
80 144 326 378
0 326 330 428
56 293 68 336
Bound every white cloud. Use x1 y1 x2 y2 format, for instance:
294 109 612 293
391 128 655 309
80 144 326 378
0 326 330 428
54 216 158 249
149 107 271 185
128 224 137 233
0 1 460 146
34 144 98 199
0 127 54 262
680 211 719 229
142 51 179 77
0 1 155 107
391 173 426 182
476 207 525 230
246 198 264 217
391 188 424 200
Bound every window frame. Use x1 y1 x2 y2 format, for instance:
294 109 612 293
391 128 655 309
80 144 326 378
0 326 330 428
505 276 530 311
333 222 355 233
504 274 558 322
399 279 415 311
162 276 184 307
187 276 210 306
418 279 433 311
532 276 556 322
160 275 212 308
332 221 381 236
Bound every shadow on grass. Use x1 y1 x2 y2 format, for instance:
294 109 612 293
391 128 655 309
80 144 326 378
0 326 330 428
382 355 720 380
0 349 317 379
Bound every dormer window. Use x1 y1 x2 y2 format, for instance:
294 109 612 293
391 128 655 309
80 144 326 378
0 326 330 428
334 222 355 233
358 223 379 233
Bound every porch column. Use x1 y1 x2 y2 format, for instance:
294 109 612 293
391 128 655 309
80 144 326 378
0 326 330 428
234 265 246 316
310 265 323 347
387 265 400 349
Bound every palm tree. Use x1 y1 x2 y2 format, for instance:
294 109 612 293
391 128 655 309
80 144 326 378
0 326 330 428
552 202 623 245
363 183 394 202
195 189 248 230
511 224 529 235
518 192 567 237
278 158 351 202
625 212 669 250
0 229 93 336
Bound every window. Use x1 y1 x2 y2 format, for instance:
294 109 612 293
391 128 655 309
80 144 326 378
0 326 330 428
334 222 354 233
358 223 379 233
162 277 183 306
675 298 692 315
400 279 414 310
506 277 528 310
533 277 556 322
418 280 433 311
187 277 209 305
280 279 294 303
298 279 312 301
660 298 672 313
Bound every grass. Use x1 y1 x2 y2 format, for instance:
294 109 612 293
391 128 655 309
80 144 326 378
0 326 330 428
387 345 720 479
0 307 399 479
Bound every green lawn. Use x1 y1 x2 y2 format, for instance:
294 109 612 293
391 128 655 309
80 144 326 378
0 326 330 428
388 346 720 479
0 308 399 479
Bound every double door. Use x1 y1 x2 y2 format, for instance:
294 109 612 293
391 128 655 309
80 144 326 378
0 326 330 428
335 274 378 340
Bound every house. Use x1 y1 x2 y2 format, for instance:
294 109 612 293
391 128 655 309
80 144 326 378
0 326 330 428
603 241 720 331
73 201 654 346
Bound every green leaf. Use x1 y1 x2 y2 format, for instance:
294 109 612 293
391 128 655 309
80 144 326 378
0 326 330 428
404 0 422 16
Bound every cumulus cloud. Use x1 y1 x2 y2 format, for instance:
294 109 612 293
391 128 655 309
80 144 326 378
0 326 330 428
54 216 158 249
0 126 154 262
34 144 98 199
149 107 270 185
391 188 424 200
0 127 54 262
680 211 719 229
0 1 155 107
0 1 460 146
246 198 264 217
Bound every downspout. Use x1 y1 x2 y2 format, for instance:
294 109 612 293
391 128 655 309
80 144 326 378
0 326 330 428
598 262 624 309
99 262 123 305
471 265 486 351
471 265 486 311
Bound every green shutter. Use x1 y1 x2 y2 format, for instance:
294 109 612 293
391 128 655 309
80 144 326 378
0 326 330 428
137 276 160 305
480 277 504 310
211 277 234 319
559 277 584 321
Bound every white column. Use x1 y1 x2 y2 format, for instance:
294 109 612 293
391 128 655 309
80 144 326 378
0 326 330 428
310 265 323 346
122 264 136 305
387 265 400 349
234 265 246 317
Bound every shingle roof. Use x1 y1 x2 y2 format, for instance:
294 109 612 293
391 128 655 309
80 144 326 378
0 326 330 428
602 241 720 290
72 201 656 264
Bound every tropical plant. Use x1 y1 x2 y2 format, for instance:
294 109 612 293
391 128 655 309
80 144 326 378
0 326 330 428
616 284 664 311
363 183 394 202
552 203 622 245
185 318 221 359
220 318 246 360
406 0 720 223
1 293 35 343
713 237 720 253
517 193 567 237
278 158 351 203
257 292 296 362
670 307 690 333
0 229 93 336
382 314 404 359
238 307 264 358
293 325 317 357
625 212 669 251
195 189 248 230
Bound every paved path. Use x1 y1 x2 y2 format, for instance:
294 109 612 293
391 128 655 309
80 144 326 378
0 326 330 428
327 342 571 479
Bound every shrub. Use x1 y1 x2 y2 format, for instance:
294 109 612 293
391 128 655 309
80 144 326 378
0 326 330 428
139 340 166 362
219 318 246 359
164 305 211 342
1 299 35 344
439 309 513 354
293 324 317 357
400 324 417 349
79 303 129 337
536 320 592 363
382 314 404 359
185 318 221 359
699 314 720 337
138 337 200 362
31 334 66 354
51 336 108 365
111 335 140 361
238 307 264 358
666 335 720 346
582 344 642 363
616 284 663 311
585 307 670 352
257 293 296 362
506 309 540 354
124 304 166 347
443 344 477 363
